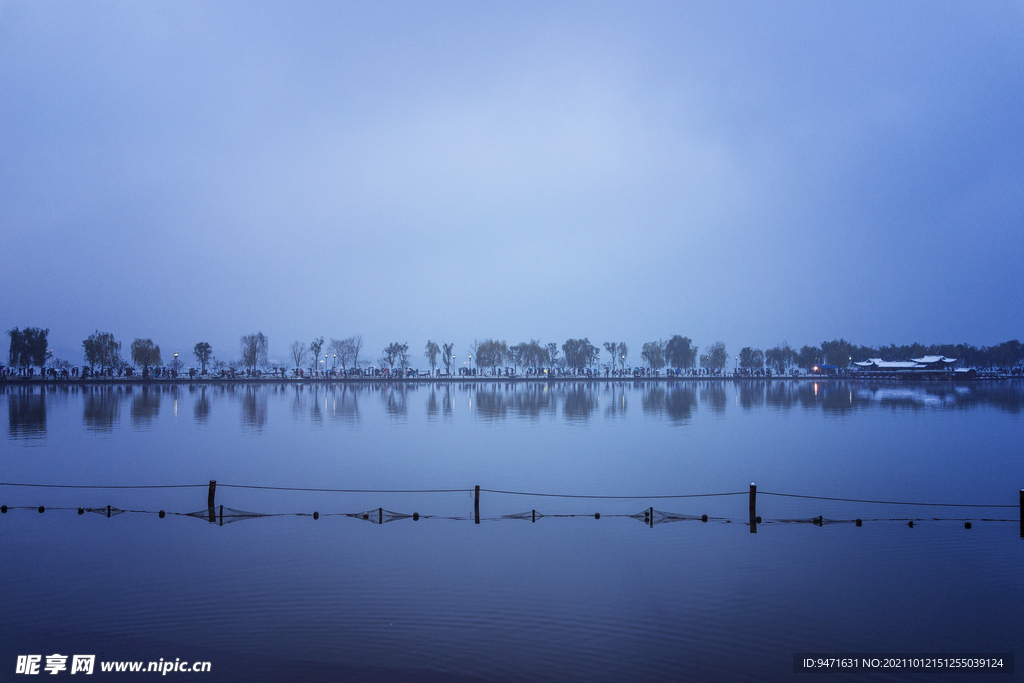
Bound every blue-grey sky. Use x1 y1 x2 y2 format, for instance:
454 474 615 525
2 1 1022 368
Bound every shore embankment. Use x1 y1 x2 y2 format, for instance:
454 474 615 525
0 374 1014 385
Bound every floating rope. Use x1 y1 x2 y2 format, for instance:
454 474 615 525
759 491 1016 508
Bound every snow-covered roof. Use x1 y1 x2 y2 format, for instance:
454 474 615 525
854 357 955 370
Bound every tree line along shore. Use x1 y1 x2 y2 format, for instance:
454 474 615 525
4 327 1023 380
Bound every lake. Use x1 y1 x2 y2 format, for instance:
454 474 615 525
2 380 1021 681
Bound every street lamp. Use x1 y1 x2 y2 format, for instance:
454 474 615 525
174 352 179 377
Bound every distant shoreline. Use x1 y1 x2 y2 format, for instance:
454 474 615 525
0 375 1015 385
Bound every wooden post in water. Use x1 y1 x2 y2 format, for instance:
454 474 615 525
749 483 757 534
379 507 383 525
219 504 223 527
207 480 217 524
1019 489 1023 539
474 485 480 525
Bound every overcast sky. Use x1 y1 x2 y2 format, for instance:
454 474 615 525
2 1 1022 368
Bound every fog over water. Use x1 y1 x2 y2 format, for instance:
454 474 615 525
2 2 1022 364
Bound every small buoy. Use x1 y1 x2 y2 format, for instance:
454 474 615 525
1 505 6 513
78 507 84 515
755 516 761 524
38 506 45 513
413 512 419 521
855 519 862 527
701 514 708 522
362 513 369 520
908 520 914 528
313 511 319 520
159 510 165 518
594 513 600 519
964 521 971 529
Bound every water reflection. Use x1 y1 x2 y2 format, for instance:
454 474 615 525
562 382 598 422
382 384 410 420
1 379 1022 441
604 383 628 419
641 382 698 423
7 387 46 439
241 386 268 430
82 385 123 432
129 386 161 427
193 385 211 423
700 382 727 414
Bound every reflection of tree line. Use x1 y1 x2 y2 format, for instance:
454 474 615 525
3 381 1022 436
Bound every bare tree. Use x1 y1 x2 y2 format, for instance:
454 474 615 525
330 338 349 373
382 342 409 372
425 341 440 374
738 347 764 371
240 332 269 374
349 334 363 369
665 335 697 369
546 342 561 372
309 337 324 375
290 341 308 370
130 338 162 377
641 340 666 371
194 342 213 374
765 343 797 374
700 342 728 372
562 338 598 374
603 342 618 371
442 343 454 375
617 342 628 371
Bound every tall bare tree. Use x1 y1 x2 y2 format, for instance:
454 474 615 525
738 347 764 370
240 332 269 374
309 337 324 374
349 334 363 370
562 338 598 374
766 343 797 374
290 341 308 370
130 338 161 376
193 342 213 374
83 331 121 372
424 341 440 374
617 342 628 371
665 335 697 369
641 340 666 371
442 343 454 375
603 342 619 372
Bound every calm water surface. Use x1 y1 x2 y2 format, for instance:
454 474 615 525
2 380 1021 681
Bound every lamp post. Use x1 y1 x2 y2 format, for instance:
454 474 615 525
174 352 179 378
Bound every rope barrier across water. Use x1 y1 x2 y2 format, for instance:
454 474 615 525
759 491 1016 508
479 488 748 500
0 481 1018 508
